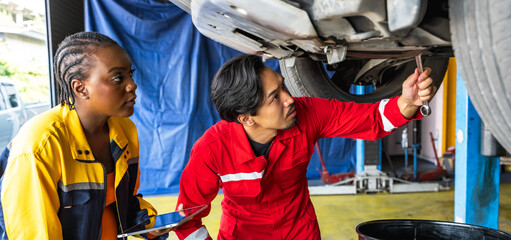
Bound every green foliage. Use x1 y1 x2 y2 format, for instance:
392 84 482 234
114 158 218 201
13 69 50 103
0 8 15 25
0 6 49 103
0 60 14 77
0 58 49 103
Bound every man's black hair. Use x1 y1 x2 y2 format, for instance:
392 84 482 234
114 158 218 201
53 31 120 109
211 55 267 123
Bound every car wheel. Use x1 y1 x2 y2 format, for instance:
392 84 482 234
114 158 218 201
279 56 448 103
450 0 511 152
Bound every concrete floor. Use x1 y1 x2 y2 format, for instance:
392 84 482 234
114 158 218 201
140 181 511 240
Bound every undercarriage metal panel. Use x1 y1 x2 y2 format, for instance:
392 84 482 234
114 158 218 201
190 0 321 58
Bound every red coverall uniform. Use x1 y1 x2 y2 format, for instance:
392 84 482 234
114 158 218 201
175 96 422 240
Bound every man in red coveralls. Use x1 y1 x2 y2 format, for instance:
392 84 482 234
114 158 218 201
174 54 436 240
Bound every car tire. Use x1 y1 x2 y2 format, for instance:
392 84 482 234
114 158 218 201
450 0 511 152
279 56 448 103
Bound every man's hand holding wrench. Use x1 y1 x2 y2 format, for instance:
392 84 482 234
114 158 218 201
415 54 432 116
397 53 436 119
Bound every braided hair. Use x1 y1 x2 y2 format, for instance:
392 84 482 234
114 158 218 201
53 32 119 109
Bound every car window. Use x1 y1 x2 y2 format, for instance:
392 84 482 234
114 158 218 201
4 85 19 108
8 94 18 108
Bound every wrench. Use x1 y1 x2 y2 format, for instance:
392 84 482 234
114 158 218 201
415 54 431 116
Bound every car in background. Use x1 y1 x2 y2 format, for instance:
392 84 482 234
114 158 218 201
169 0 511 153
0 77 50 149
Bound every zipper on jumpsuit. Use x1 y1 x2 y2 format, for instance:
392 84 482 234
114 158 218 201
97 158 126 240
113 169 125 240
92 160 108 240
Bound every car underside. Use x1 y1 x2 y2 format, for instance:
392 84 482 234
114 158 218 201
170 0 511 153
172 0 451 102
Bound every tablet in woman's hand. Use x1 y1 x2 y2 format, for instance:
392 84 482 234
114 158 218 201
117 205 208 238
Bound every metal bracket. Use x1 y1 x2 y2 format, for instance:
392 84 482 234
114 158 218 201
324 45 347 65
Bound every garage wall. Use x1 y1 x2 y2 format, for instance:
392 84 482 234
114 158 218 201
420 82 444 162
384 81 446 164
84 0 356 195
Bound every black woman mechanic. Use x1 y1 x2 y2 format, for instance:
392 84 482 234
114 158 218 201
0 32 170 240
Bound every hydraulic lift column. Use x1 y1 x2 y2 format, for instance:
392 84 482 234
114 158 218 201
454 70 500 229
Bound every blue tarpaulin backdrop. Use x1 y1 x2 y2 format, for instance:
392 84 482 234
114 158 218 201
85 0 355 195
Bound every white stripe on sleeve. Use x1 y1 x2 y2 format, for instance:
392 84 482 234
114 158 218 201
219 170 265 183
379 99 396 132
184 226 210 240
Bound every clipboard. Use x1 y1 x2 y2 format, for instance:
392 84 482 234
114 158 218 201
117 204 208 238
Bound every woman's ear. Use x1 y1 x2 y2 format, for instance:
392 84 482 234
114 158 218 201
71 79 88 100
237 114 254 126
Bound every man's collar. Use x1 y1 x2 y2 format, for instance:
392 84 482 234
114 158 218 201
276 123 301 141
230 121 302 164
231 123 256 164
